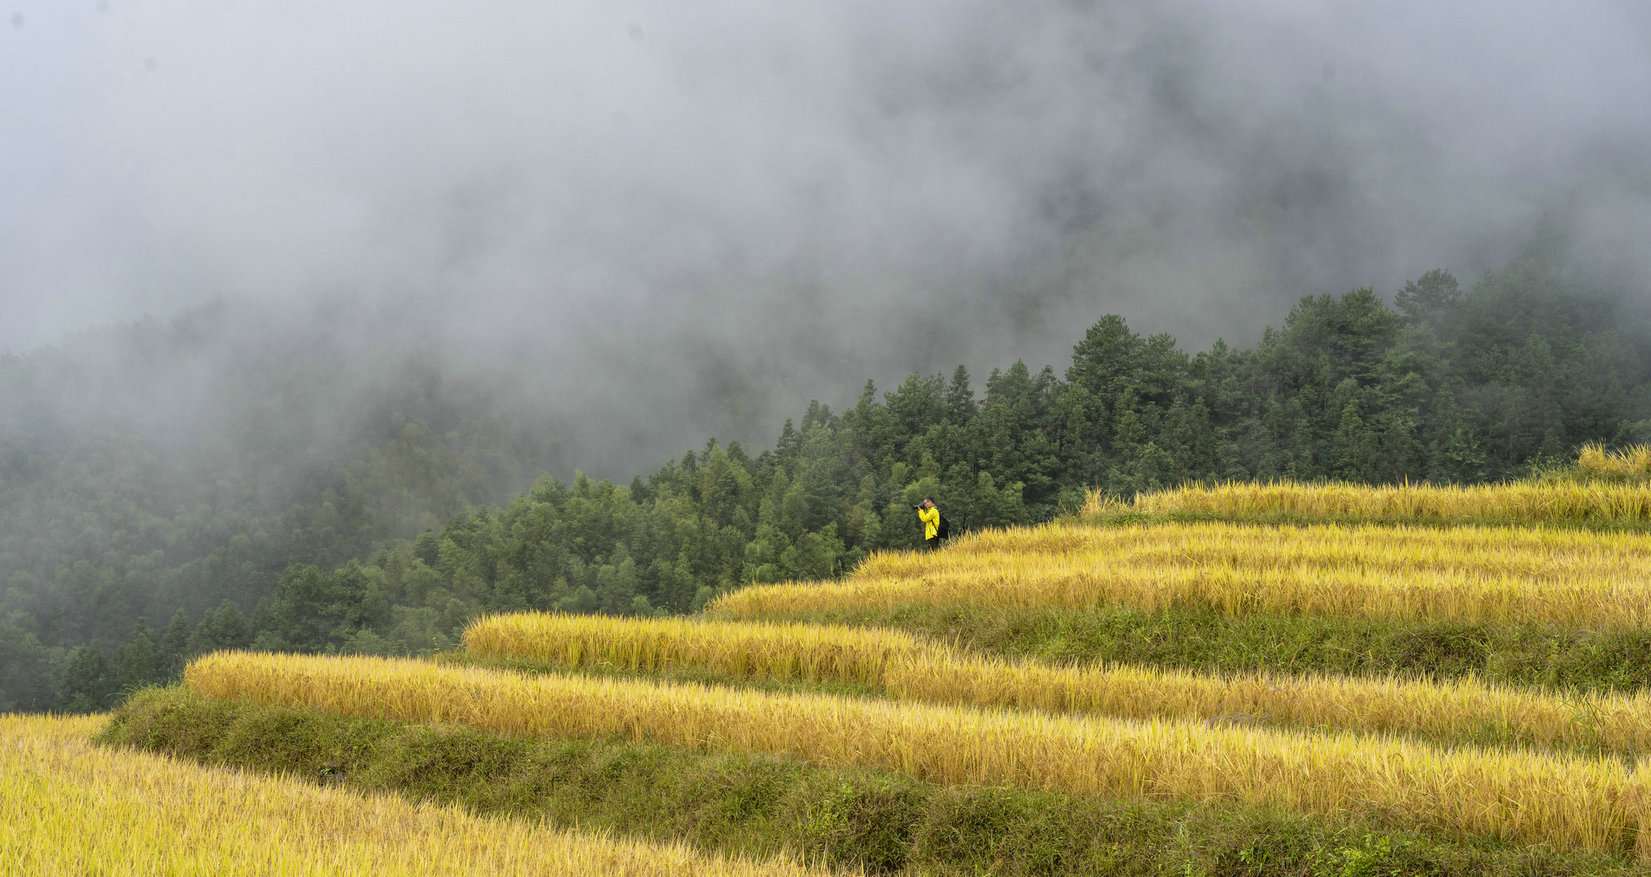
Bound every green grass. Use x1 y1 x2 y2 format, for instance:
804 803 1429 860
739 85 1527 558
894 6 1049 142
100 687 1647 876
721 602 1651 695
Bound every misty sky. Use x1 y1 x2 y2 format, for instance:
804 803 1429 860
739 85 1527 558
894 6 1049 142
5 1 1651 471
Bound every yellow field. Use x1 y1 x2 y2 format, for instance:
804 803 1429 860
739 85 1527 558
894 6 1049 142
1086 480 1651 526
465 612 1651 755
710 519 1651 630
185 650 1651 855
0 713 835 877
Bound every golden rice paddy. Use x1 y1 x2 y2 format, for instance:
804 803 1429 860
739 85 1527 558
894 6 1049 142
184 650 1651 855
465 611 1651 755
711 520 1651 630
0 713 836 877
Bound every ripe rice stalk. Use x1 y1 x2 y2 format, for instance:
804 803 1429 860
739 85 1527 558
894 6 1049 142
186 651 1651 857
1083 480 1651 527
1580 444 1651 481
0 713 838 877
466 612 1651 756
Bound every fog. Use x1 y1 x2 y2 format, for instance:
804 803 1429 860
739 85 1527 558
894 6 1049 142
4 0 1650 475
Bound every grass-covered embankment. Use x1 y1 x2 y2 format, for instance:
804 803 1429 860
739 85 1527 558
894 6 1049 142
100 688 1650 876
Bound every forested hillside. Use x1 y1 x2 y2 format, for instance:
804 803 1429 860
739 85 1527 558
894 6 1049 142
7 256 1650 711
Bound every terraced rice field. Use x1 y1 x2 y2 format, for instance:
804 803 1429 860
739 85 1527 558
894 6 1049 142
711 520 1651 630
464 612 1651 755
184 650 1649 855
31 476 1651 874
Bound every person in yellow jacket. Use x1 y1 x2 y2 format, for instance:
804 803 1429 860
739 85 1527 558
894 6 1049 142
915 497 946 549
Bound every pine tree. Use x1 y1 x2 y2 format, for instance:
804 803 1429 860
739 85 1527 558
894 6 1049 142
945 365 977 424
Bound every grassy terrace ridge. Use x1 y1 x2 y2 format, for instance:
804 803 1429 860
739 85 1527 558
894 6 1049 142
182 650 1651 856
462 612 1651 756
101 689 1651 877
711 521 1651 632
1 714 832 877
1086 479 1651 529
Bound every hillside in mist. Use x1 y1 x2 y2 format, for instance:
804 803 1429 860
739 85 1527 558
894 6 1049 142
6 1 1651 472
10 4 1651 874
6 255 1649 711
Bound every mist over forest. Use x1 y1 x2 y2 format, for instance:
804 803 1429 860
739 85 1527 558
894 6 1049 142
7 1 1651 470
4 2 1651 709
